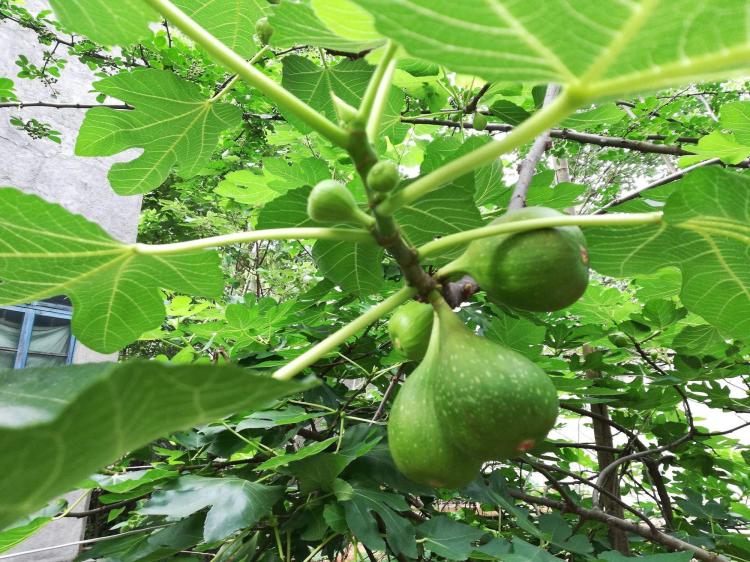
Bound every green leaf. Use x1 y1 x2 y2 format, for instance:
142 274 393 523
49 0 156 45
0 361 314 529
505 538 564 562
257 185 318 229
352 1 750 99
0 188 223 353
50 0 266 53
264 157 331 191
269 0 383 52
281 56 372 132
312 239 385 296
485 312 546 359
215 172 283 206
76 69 241 195
0 501 63 554
341 481 417 557
672 324 727 357
311 0 380 42
256 437 338 471
561 104 626 130
718 101 750 144
417 516 484 560
490 100 531 125
587 167 750 340
77 512 205 562
680 131 750 166
141 475 283 542
285 453 352 493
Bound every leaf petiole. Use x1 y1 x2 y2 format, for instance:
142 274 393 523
272 286 417 380
418 212 663 264
135 228 375 255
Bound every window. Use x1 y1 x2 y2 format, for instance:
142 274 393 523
0 298 75 369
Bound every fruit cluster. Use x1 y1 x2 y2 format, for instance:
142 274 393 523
387 207 590 487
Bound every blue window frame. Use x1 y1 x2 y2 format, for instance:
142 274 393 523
0 299 76 369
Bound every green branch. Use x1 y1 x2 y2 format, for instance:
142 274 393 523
377 90 580 215
417 212 663 262
136 228 374 256
272 286 417 381
142 0 350 147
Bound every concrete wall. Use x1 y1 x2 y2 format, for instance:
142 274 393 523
1 1 143 559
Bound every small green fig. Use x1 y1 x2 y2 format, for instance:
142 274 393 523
307 180 371 226
473 113 488 131
367 161 400 193
255 17 274 45
388 301 433 361
442 207 589 312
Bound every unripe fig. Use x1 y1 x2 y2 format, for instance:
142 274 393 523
473 113 488 131
387 296 559 488
388 352 482 488
367 161 400 193
442 207 589 312
307 180 370 225
255 17 274 45
388 301 433 361
429 298 559 461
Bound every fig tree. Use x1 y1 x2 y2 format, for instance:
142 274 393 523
388 301 433 361
307 180 372 226
367 161 400 193
442 207 589 312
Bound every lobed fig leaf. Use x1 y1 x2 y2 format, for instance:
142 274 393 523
444 207 589 312
388 301 433 361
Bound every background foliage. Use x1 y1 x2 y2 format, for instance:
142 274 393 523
0 2 748 562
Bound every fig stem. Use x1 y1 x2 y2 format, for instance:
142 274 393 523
421 212 663 264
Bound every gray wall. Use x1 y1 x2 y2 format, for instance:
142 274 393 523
1 1 143 559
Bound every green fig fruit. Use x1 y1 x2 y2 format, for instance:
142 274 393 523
367 161 400 193
388 350 482 488
388 301 433 361
307 180 371 226
429 298 559 461
443 207 589 312
473 112 488 131
255 17 274 45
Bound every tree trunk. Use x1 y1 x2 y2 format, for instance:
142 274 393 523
583 344 630 555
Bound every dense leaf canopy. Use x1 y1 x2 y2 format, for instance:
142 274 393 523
0 2 748 562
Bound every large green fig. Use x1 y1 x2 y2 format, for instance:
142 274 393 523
388 301 433 361
387 296 559 488
388 353 482 488
442 207 589 312
429 298 559 461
